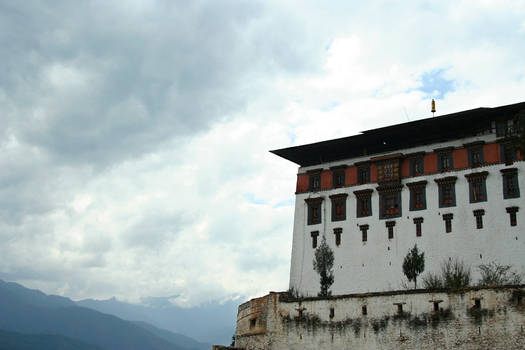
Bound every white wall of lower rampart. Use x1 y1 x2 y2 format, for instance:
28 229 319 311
289 134 525 297
234 287 525 350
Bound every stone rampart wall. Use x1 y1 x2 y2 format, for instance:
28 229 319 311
234 287 525 349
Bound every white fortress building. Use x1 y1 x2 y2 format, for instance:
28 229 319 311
215 101 525 350
271 101 525 297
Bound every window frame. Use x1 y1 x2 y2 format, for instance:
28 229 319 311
308 171 321 192
501 168 520 199
330 193 348 221
413 217 423 237
407 181 427 211
506 206 519 227
331 166 347 189
359 224 369 242
442 213 453 233
409 156 425 177
354 189 373 218
437 151 454 172
473 209 485 229
435 176 457 208
305 197 324 225
333 227 342 246
357 165 370 185
465 171 488 203
377 184 403 219
500 142 517 165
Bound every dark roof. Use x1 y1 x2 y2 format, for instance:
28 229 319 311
270 101 525 167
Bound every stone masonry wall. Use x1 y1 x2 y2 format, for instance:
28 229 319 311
234 287 525 350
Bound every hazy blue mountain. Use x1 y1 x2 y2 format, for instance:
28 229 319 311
132 321 210 350
77 296 238 345
0 280 196 350
0 329 103 350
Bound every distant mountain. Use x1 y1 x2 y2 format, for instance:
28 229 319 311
132 321 210 350
0 280 201 350
0 329 103 350
77 296 238 345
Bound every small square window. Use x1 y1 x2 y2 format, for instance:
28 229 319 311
311 231 319 248
386 221 395 239
333 228 342 246
473 209 485 229
413 217 423 237
506 207 519 227
443 213 453 233
360 224 369 242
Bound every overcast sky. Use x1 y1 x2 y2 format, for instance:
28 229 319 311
1 0 525 307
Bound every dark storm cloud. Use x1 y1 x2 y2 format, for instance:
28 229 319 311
0 0 317 166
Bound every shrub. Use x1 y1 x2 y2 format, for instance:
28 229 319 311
441 258 471 288
422 272 443 289
478 262 522 287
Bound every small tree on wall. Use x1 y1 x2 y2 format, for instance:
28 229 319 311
313 236 334 297
402 244 425 289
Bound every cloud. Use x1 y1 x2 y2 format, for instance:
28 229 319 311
0 0 525 308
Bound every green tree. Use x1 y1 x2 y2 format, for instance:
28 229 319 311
402 244 425 289
313 236 334 297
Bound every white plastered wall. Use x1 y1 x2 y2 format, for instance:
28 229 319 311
289 134 525 297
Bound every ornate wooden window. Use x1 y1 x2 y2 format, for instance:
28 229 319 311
464 141 485 168
501 168 520 199
357 165 370 185
442 213 453 233
435 147 454 172
377 184 403 219
377 160 400 183
465 171 488 203
435 176 457 208
354 189 373 217
407 181 427 211
410 157 424 177
413 217 423 237
506 206 519 227
330 193 348 221
305 197 323 225
308 170 322 191
500 142 517 165
331 166 346 188
473 209 485 229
